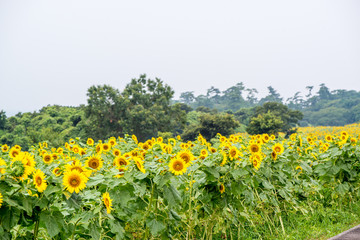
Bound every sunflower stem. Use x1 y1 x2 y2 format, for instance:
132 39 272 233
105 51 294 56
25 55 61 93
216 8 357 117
144 180 155 239
33 217 40 240
187 172 194 239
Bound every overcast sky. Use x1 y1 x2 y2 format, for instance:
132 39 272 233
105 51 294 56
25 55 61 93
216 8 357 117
1 0 360 116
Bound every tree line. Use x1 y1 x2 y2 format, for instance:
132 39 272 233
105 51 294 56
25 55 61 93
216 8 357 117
0 75 359 149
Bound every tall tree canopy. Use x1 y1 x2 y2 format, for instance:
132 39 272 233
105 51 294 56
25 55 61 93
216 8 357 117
85 74 186 141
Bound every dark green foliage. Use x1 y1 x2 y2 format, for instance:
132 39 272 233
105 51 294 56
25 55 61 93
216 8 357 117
246 102 303 135
0 110 6 130
0 105 86 149
178 83 360 126
182 113 240 141
85 74 186 142
246 111 284 135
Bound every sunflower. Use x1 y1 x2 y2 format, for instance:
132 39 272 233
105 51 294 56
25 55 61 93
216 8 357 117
72 145 80 154
271 151 277 161
200 149 208 158
52 167 62 177
85 155 103 171
57 148 64 154
9 148 20 158
325 135 332 142
229 146 239 160
132 135 138 144
102 192 114 214
157 137 163 143
69 138 76 145
65 160 92 177
262 134 270 143
272 143 284 155
249 143 261 154
95 143 102 154
87 138 94 146
0 158 6 174
102 143 111 152
177 150 194 165
113 149 121 157
43 153 53 164
109 138 117 146
33 169 47 192
209 147 217 153
114 156 129 168
169 157 187 176
252 157 261 170
219 183 225 194
296 166 303 173
1 144 9 152
63 169 88 193
0 192 3 208
220 151 227 166
142 143 150 151
11 153 32 181
133 158 145 173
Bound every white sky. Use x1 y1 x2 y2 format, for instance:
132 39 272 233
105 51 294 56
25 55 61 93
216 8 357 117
1 0 360 116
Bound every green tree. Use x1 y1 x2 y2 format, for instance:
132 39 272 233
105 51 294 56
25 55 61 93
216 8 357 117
182 113 239 141
246 111 284 135
247 102 303 135
85 75 186 142
0 110 6 130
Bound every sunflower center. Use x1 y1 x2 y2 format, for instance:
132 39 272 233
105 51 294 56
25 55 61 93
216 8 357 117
119 159 127 166
44 156 51 162
89 159 99 169
69 177 80 187
36 176 42 186
104 198 110 207
180 154 190 163
253 160 258 167
173 161 183 171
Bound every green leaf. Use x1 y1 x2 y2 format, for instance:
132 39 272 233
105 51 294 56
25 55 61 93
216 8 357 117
133 171 149 180
44 184 61 197
153 172 172 188
231 168 248 180
89 221 101 240
66 193 82 209
0 207 20 231
169 209 182 221
23 197 33 216
163 184 182 207
147 219 166 236
87 174 105 187
109 220 125 239
40 211 60 238
204 167 220 179
262 180 274 189
336 183 349 195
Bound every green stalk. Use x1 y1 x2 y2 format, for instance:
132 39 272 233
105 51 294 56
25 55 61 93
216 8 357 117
187 172 194 239
144 180 155 239
33 218 40 240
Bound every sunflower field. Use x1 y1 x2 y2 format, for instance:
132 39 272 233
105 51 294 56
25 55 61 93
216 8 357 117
0 129 360 239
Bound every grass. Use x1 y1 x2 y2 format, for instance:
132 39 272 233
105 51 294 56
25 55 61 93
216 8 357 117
227 198 360 240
